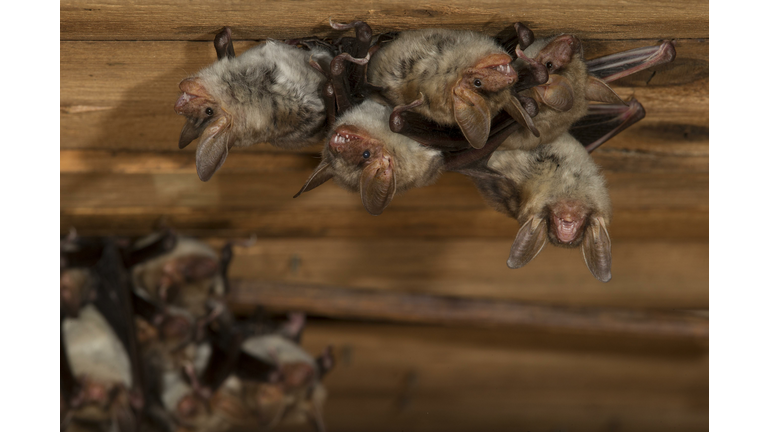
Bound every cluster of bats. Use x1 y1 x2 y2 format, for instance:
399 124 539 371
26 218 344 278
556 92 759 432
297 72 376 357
60 231 334 432
175 21 676 282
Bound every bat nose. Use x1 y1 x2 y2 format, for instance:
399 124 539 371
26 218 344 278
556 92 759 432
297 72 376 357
174 92 196 114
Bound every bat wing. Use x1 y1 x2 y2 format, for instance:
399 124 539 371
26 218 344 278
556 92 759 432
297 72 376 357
586 41 676 83
569 98 646 153
92 240 145 424
122 229 177 269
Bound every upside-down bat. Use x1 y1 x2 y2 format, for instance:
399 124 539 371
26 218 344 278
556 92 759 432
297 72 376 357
500 35 675 150
367 28 542 149
175 27 333 181
469 132 613 281
131 235 226 318
61 239 145 432
294 98 444 215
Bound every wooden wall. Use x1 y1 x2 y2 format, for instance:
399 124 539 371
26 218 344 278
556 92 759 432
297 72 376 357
60 1 709 430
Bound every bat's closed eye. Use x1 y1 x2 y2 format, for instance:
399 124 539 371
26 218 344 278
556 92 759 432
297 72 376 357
205 107 214 116
473 79 482 88
362 150 371 159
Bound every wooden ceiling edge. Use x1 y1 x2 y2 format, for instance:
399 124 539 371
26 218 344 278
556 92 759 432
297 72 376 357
227 279 709 340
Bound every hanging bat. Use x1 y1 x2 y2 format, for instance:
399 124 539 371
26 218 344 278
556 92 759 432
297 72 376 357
469 132 613 282
61 239 145 431
175 27 334 181
131 236 226 318
500 36 675 150
367 27 544 149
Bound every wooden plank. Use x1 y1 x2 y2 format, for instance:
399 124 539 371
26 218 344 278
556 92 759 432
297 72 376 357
60 0 708 41
136 237 705 309
60 168 708 240
227 280 708 339
60 39 708 152
290 322 708 432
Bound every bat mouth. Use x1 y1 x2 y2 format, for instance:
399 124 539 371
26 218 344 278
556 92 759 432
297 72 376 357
548 201 589 245
491 63 516 78
329 125 369 154
552 216 586 244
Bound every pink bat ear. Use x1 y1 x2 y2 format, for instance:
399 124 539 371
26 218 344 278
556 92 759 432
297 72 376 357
294 160 334 198
359 157 396 216
533 75 574 112
507 217 548 269
585 76 626 105
195 115 232 182
453 85 491 149
582 216 612 282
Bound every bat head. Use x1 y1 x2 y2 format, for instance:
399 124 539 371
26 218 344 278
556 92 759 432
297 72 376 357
175 77 234 182
536 34 583 75
295 124 397 216
452 53 518 149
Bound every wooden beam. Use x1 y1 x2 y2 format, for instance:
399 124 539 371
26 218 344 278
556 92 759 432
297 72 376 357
228 280 708 340
60 0 708 41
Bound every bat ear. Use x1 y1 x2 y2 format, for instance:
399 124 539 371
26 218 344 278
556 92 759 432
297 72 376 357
585 76 626 105
533 75 575 112
359 160 396 216
179 118 209 149
294 161 334 198
453 86 491 149
195 115 232 182
504 95 540 137
214 27 236 60
507 217 548 269
582 216 612 282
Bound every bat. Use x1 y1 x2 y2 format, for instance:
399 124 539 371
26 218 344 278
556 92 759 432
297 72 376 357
130 236 225 318
61 238 145 431
367 27 544 149
469 133 613 282
294 98 445 215
500 36 676 151
175 27 334 181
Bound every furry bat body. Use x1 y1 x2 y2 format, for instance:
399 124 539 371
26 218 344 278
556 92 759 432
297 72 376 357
131 236 225 318
472 133 612 282
501 36 676 151
176 29 333 181
368 28 539 149
295 98 444 215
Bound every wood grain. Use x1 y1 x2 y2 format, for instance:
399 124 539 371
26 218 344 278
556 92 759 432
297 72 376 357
287 321 708 432
60 0 708 41
197 237 708 309
227 280 708 339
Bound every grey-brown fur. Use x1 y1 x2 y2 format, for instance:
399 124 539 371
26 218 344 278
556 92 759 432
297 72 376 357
368 29 511 125
324 99 444 194
480 133 611 229
501 36 590 150
473 133 613 281
189 41 332 149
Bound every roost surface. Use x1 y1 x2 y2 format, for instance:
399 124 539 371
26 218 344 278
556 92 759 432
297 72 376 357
60 1 709 431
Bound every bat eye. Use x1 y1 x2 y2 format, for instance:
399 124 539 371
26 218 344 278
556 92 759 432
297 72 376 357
362 150 371 159
546 62 553 70
205 107 214 116
473 79 482 88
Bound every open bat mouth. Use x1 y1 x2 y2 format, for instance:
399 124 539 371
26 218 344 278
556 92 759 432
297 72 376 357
553 216 585 244
548 201 589 245
492 63 516 77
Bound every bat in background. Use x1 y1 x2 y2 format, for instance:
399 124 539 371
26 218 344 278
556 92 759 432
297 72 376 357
61 238 145 432
175 27 334 181
368 27 544 149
